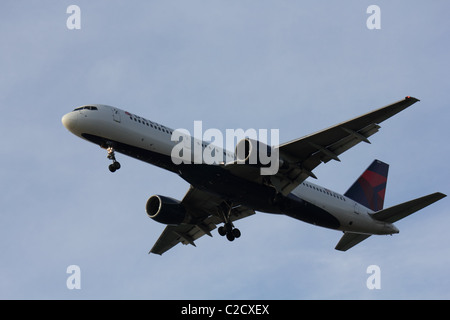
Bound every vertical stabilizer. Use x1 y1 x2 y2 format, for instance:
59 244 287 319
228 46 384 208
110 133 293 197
344 159 389 211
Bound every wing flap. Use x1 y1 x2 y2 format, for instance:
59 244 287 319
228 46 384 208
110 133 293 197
150 219 217 255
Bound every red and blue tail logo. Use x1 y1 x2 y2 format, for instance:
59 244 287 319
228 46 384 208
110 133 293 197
344 160 389 211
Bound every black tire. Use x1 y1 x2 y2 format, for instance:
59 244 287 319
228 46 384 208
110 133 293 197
109 164 116 172
232 228 241 238
113 161 121 170
226 232 235 242
218 226 226 236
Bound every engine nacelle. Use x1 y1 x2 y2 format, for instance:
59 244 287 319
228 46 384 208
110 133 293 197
235 138 281 175
235 138 271 165
146 195 187 225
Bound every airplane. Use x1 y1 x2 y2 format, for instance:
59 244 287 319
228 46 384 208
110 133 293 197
62 96 446 254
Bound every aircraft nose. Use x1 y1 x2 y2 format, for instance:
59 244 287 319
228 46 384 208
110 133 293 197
62 112 78 133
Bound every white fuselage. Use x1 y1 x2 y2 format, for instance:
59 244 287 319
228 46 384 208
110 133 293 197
292 181 395 234
62 104 399 236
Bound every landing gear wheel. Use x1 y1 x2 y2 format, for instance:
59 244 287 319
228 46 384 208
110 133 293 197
106 145 121 173
218 226 227 236
226 232 235 242
109 161 121 172
218 224 241 240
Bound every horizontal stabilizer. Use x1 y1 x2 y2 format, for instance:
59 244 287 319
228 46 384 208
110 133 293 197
335 232 371 251
336 192 446 251
371 192 446 223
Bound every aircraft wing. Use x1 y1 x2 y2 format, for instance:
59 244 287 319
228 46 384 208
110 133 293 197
149 186 255 255
269 96 420 195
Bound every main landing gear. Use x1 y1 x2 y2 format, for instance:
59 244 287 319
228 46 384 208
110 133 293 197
217 201 241 242
107 146 121 172
218 223 241 241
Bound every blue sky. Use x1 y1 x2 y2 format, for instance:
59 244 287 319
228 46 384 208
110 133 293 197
0 1 449 299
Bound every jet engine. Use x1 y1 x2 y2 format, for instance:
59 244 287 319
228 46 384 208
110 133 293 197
235 138 283 175
146 195 187 225
235 138 272 166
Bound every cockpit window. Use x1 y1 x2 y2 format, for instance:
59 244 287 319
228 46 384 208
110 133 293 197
73 106 98 111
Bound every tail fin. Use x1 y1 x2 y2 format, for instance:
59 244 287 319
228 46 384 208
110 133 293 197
344 159 389 211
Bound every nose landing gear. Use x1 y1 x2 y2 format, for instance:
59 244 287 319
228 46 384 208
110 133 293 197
107 146 121 172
